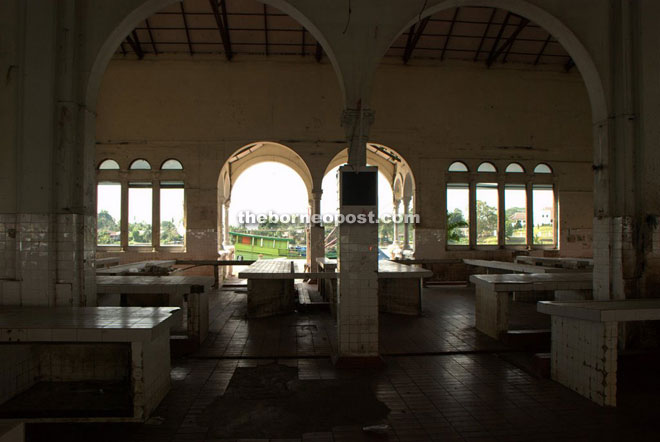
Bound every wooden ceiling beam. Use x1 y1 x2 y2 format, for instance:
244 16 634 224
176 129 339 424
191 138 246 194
502 18 529 63
263 4 269 56
125 31 144 59
441 8 460 61
474 8 496 62
180 2 193 55
209 0 233 60
487 15 529 67
315 42 323 62
145 19 158 55
534 34 552 65
565 57 575 72
402 16 431 64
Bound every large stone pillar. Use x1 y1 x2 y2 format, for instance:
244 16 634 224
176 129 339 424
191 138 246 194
0 1 96 307
592 0 644 302
335 107 381 367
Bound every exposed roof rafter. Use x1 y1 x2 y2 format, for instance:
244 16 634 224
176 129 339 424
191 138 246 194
145 19 158 55
441 8 460 61
125 31 144 59
315 42 323 62
402 16 431 64
263 4 269 56
180 2 194 55
474 8 496 62
209 0 233 60
113 4 571 69
486 14 529 67
485 12 510 66
565 57 575 72
534 34 552 65
502 18 529 63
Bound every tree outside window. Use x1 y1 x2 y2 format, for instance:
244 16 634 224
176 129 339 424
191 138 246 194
97 182 121 246
476 184 498 245
447 184 469 245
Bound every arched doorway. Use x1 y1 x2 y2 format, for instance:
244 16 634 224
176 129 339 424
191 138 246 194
321 143 416 258
218 141 313 263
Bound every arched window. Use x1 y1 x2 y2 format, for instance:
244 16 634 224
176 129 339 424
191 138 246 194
477 162 497 173
96 156 187 249
130 159 151 170
534 163 552 174
505 163 525 173
448 161 469 172
161 159 184 170
98 159 120 170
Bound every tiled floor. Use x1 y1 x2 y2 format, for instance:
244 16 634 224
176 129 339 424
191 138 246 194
26 286 660 441
198 285 545 358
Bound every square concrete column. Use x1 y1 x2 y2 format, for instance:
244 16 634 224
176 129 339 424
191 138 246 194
308 190 324 273
335 165 381 367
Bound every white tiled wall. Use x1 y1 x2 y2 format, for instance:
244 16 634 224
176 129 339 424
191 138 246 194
0 213 96 307
0 345 37 405
0 214 17 281
37 343 130 382
0 343 131 408
592 216 630 301
378 278 421 315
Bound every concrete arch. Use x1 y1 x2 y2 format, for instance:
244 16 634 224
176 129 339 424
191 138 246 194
216 141 313 253
219 142 314 203
382 0 607 124
323 143 415 192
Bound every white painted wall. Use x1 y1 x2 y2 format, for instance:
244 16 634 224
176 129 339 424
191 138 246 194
95 55 593 260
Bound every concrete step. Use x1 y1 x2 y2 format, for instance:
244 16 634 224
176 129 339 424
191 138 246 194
221 283 247 288
296 285 329 313
532 352 551 378
170 334 198 357
498 352 551 379
424 281 468 287
502 329 551 352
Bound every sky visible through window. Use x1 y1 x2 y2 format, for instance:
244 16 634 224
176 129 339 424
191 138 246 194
229 162 309 226
97 183 184 235
97 184 121 221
